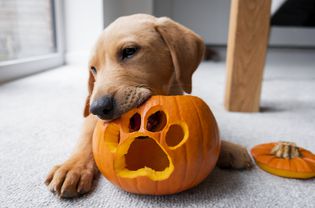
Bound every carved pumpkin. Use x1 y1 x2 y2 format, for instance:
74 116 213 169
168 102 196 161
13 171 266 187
93 95 221 195
251 141 315 179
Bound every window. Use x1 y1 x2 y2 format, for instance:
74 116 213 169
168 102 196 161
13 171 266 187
0 0 64 83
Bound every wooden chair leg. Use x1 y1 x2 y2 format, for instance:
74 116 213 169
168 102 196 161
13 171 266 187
224 0 271 112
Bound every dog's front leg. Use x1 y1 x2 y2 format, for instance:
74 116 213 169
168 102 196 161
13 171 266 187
217 140 253 169
45 114 99 198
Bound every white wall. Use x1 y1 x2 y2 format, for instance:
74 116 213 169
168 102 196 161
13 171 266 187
154 0 230 45
64 0 315 65
154 0 315 47
64 0 103 65
103 0 153 27
64 0 153 65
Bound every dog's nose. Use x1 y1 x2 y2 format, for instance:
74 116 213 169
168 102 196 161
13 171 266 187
90 96 114 118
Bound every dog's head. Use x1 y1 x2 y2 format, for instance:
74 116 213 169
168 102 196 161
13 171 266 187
84 14 205 120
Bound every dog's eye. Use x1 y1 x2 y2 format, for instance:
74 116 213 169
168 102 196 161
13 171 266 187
121 47 138 60
90 66 97 74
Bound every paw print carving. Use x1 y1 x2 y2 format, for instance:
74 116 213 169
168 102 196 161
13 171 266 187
92 96 220 195
100 105 188 181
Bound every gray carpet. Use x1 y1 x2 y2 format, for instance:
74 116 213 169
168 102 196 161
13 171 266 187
1 53 315 207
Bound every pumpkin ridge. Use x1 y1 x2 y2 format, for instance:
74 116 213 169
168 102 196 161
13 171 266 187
114 130 129 191
93 122 124 188
305 158 315 172
295 157 313 173
266 157 280 169
253 145 275 155
304 157 315 168
155 95 162 195
103 123 120 153
288 159 297 172
255 154 274 164
174 96 189 191
190 99 206 186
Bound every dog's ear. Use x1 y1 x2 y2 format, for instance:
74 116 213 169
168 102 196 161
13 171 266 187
155 17 205 93
83 71 95 117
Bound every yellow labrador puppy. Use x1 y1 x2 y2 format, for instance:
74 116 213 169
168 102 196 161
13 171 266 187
45 14 252 198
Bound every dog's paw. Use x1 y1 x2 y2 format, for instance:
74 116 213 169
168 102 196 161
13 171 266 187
45 157 98 198
217 140 253 170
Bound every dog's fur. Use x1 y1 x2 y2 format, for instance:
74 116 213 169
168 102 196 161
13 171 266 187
45 14 252 198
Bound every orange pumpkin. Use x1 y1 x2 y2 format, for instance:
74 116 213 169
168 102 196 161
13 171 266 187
251 141 315 179
93 95 220 195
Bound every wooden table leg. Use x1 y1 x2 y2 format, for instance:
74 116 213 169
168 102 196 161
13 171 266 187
224 0 271 112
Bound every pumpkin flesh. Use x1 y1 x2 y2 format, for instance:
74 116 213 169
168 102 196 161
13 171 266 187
114 134 175 181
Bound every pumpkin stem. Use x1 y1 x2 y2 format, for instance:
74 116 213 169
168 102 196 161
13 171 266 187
270 141 302 159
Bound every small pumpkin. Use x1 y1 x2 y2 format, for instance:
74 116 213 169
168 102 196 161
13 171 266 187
251 141 315 179
93 95 221 195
